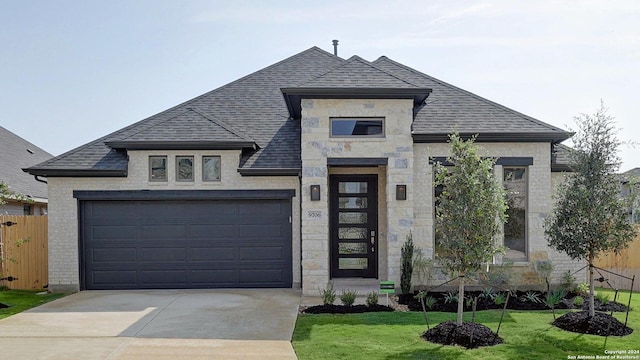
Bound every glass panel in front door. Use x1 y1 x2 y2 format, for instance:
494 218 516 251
331 176 377 278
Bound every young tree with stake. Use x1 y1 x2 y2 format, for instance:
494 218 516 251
545 103 638 318
434 133 508 325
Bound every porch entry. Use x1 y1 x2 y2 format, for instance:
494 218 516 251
329 175 378 278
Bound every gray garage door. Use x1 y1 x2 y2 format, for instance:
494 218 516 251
79 192 292 290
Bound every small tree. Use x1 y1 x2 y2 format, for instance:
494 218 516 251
545 103 638 318
434 133 508 325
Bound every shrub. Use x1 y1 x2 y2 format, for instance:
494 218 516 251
573 296 585 307
340 289 358 307
366 292 378 306
479 287 495 301
520 290 542 304
493 292 507 306
443 291 459 304
560 270 576 292
596 292 610 305
423 295 437 309
576 283 589 296
400 232 414 294
318 284 336 305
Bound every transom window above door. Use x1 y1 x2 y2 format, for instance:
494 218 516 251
330 118 384 137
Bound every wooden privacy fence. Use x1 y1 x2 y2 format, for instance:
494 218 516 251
0 215 48 290
594 225 640 292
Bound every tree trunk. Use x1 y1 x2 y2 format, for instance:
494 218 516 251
457 275 464 325
589 256 595 318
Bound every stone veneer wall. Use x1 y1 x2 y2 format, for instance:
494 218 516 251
47 150 300 292
300 98 415 295
413 143 586 288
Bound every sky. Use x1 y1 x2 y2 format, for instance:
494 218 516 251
2 0 639 171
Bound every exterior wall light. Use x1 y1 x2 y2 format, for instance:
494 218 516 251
396 185 407 200
310 185 321 201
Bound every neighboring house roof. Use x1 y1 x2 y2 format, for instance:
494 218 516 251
622 168 640 178
26 46 572 177
551 143 573 172
0 126 52 200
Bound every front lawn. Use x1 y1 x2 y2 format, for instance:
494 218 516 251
0 290 67 320
293 289 639 359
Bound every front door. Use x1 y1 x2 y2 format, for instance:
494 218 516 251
330 175 378 278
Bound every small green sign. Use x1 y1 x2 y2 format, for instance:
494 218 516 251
380 281 395 294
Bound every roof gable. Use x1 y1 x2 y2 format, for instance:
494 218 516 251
281 56 431 119
298 56 420 88
105 107 256 150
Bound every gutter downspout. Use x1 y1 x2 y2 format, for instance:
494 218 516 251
34 175 47 184
299 171 303 290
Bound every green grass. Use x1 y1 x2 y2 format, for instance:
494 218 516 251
293 288 639 360
0 290 67 320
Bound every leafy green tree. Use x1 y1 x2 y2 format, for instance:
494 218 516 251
0 181 13 205
434 133 508 325
545 103 638 317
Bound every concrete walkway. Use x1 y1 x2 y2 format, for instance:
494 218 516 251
0 289 300 359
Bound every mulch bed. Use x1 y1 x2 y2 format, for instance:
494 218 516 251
422 320 503 348
553 311 633 336
398 291 629 313
303 304 395 314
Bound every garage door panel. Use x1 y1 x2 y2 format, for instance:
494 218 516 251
92 270 138 287
137 203 185 218
189 224 236 238
86 202 137 218
239 246 284 261
190 269 237 285
81 197 292 289
141 270 187 285
140 247 186 262
190 247 235 261
91 225 138 240
91 248 138 263
139 225 186 239
240 224 283 238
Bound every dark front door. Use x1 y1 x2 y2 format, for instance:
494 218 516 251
330 175 378 278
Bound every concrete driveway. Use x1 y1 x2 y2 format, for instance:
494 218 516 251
0 289 301 360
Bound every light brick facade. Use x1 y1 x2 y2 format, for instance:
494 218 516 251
300 98 415 294
47 137 585 294
47 150 300 292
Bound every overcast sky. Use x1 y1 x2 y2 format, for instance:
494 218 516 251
2 1 638 171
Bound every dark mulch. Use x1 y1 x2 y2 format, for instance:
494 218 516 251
398 291 629 313
0 303 7 309
553 311 633 336
422 321 503 349
303 304 395 314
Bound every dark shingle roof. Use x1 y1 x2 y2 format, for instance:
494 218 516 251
104 107 256 149
26 46 572 176
372 56 571 142
27 47 345 175
0 126 52 199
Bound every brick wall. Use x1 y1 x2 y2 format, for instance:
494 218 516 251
413 143 585 288
47 149 300 292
